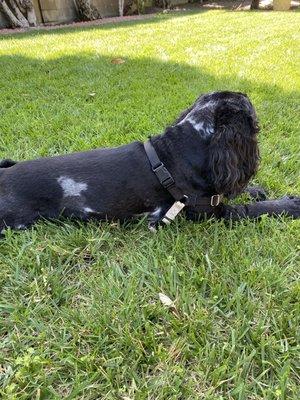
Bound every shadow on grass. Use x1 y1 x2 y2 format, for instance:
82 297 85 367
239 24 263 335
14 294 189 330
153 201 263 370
0 52 299 192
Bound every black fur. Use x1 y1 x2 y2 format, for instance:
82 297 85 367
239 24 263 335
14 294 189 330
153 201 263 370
0 91 298 234
0 159 17 168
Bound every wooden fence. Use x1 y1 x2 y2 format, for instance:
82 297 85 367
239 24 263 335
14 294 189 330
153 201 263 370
0 0 123 28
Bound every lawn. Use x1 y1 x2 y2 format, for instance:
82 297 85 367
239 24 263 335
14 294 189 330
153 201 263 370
0 9 299 400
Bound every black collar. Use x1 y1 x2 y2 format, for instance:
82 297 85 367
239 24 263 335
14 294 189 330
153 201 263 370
143 138 223 207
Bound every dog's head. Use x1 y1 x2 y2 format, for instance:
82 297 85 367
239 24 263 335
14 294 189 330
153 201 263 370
175 91 260 197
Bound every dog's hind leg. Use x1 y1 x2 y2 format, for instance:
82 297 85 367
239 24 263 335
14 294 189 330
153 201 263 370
0 197 39 235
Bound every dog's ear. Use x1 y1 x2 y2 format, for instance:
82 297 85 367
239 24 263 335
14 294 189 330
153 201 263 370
208 104 259 197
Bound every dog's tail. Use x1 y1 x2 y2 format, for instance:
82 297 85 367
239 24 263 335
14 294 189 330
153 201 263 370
0 159 17 168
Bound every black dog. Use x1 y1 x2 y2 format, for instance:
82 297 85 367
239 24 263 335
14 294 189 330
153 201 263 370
0 91 299 234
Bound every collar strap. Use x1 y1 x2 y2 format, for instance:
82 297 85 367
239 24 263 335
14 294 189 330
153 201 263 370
143 139 223 207
144 139 186 202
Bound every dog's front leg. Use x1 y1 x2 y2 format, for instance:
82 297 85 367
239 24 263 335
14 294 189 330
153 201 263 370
222 196 300 220
185 196 300 222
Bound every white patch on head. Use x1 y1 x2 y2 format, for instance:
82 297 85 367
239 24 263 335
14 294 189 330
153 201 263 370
57 177 87 197
177 100 216 137
181 117 214 137
191 120 205 131
177 100 216 126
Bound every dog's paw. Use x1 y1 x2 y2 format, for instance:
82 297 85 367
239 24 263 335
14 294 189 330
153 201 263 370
246 185 268 201
278 196 300 218
148 221 158 233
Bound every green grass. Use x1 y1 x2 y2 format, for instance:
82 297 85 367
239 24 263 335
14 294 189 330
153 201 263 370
0 9 300 399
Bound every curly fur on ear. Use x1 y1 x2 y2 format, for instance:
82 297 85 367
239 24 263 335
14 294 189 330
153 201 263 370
209 103 260 197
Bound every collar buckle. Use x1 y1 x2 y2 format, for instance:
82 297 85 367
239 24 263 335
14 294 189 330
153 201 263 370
152 163 175 188
210 194 222 206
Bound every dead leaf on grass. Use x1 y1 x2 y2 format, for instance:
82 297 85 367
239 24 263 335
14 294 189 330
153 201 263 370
111 58 125 65
158 293 181 318
159 292 174 307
